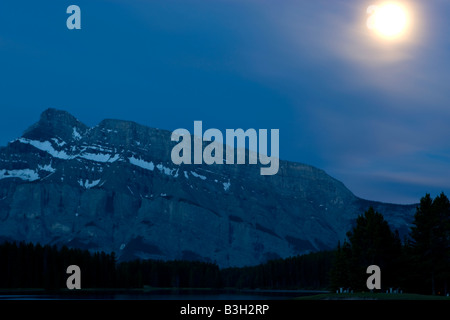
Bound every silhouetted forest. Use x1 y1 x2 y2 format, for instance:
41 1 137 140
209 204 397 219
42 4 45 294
221 251 333 289
116 259 222 288
0 241 331 290
0 242 115 289
1 192 449 295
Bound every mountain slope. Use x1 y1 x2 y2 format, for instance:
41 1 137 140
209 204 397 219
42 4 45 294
0 109 416 267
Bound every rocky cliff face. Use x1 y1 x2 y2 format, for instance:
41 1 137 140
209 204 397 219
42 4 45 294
0 109 416 267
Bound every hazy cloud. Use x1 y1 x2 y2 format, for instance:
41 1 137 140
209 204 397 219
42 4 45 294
231 0 450 203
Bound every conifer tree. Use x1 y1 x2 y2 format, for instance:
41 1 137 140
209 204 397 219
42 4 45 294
345 207 402 290
410 192 450 295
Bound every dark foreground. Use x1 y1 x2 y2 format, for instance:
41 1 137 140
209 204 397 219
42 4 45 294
0 288 328 300
1 295 449 320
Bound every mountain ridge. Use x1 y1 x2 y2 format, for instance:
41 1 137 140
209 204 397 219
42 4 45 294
0 108 416 267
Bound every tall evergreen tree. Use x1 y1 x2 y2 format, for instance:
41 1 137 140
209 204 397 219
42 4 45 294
410 192 450 295
345 207 402 291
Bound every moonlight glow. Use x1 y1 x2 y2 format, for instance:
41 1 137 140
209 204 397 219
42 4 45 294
367 3 409 39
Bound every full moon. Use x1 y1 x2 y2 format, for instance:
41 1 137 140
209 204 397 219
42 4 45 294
368 3 409 39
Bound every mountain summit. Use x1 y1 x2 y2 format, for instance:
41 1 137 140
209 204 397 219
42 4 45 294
23 108 89 142
0 109 415 267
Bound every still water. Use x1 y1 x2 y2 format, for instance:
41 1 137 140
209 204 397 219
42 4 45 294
0 289 327 300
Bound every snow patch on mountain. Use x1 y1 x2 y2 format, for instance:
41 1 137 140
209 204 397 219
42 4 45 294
18 138 72 159
78 179 101 189
38 163 56 173
223 180 231 191
80 152 120 163
0 169 39 181
128 156 155 171
18 139 120 163
83 145 114 153
72 127 82 140
190 171 207 180
51 138 66 147
128 157 179 178
156 164 178 177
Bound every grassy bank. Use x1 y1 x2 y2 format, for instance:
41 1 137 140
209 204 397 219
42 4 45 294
296 292 450 300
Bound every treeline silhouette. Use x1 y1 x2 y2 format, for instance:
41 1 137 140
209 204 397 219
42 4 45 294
0 241 332 290
0 242 115 289
221 251 333 289
116 260 221 288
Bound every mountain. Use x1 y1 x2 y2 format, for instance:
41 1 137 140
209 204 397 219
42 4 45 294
0 109 416 267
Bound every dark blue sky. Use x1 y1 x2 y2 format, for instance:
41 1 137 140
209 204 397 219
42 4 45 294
1 0 450 204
